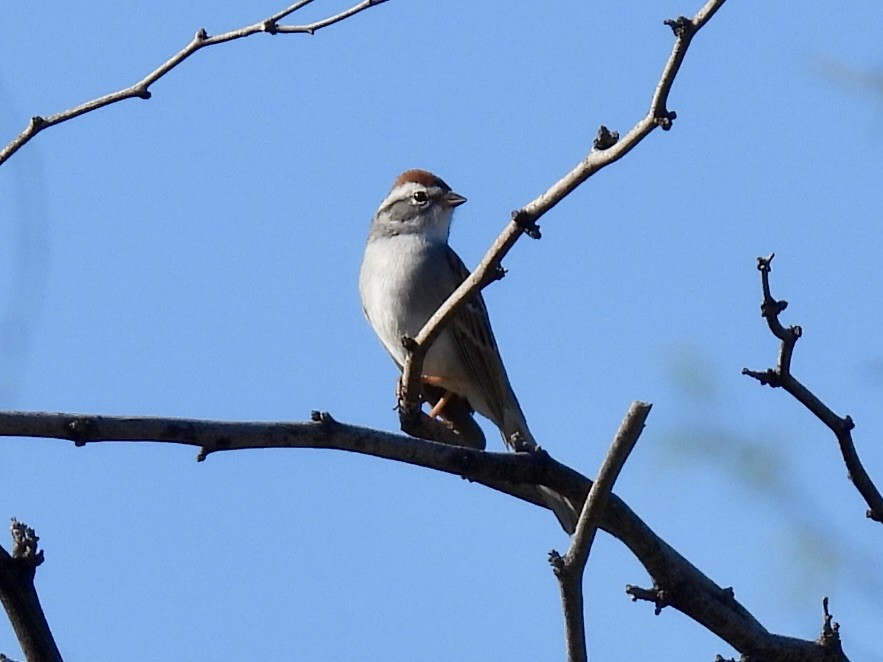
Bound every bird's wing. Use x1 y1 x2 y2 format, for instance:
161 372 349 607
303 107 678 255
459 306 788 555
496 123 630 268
441 247 517 429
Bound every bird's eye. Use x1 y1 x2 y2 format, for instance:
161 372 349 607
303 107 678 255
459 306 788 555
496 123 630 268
412 190 429 204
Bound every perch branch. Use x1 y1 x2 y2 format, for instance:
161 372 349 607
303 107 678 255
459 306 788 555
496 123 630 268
398 0 728 424
0 0 390 167
0 409 848 661
742 254 883 524
0 519 61 662
549 401 651 662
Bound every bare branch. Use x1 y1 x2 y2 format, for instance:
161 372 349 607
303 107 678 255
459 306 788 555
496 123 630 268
0 409 849 660
0 519 61 662
742 254 883 524
817 597 843 654
0 0 390 168
398 0 728 416
549 401 651 662
626 583 670 615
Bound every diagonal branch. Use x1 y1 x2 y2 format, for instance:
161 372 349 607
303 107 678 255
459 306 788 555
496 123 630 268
0 409 849 660
549 401 651 662
742 254 883 524
0 519 61 662
0 0 390 167
398 0 728 420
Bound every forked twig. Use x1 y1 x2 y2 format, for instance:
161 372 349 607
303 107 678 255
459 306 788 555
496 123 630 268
743 254 883 523
0 0 390 167
0 408 851 660
549 402 651 662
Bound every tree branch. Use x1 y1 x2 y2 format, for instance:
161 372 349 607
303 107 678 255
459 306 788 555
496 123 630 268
742 254 883 524
0 519 61 662
0 409 850 660
0 0 390 168
398 0 728 417
549 401 651 662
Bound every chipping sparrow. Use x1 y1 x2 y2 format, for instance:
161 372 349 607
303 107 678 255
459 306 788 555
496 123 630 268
359 169 578 534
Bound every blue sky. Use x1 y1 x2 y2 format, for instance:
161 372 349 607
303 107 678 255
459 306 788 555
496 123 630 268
1 1 882 659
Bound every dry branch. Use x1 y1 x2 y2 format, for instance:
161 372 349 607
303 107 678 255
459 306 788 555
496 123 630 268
743 254 883 524
549 402 651 662
0 0 866 659
0 520 61 662
0 409 850 661
397 0 727 422
0 0 389 167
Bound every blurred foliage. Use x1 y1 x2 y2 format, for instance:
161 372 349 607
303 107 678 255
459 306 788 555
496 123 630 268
658 343 882 607
812 56 883 104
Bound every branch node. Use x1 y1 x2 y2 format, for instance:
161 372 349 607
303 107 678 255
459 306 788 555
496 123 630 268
663 16 693 37
135 88 152 100
655 109 677 131
741 368 782 388
593 125 619 150
400 334 419 353
262 20 279 34
195 28 208 41
625 584 669 615
760 299 788 317
511 210 542 240
310 410 338 429
757 253 775 272
548 549 566 575
10 519 44 570
65 416 96 446
29 116 46 130
818 597 842 651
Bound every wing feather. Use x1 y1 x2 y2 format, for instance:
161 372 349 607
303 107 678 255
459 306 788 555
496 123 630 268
443 248 516 429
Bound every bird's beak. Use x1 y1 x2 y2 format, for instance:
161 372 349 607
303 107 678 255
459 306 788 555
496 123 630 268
441 191 467 208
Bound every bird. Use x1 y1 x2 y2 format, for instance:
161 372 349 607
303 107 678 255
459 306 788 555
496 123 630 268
358 168 578 534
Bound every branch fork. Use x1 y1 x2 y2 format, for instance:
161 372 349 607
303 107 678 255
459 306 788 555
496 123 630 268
743 253 883 523
550 402 651 662
3 1 862 660
396 0 729 443
0 0 390 167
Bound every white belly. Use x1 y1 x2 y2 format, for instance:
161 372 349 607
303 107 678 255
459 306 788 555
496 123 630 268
359 236 456 371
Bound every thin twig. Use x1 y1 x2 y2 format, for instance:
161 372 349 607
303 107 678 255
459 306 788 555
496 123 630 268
742 254 883 524
0 409 846 661
817 597 843 654
0 520 61 662
398 0 728 415
549 402 651 662
0 0 390 167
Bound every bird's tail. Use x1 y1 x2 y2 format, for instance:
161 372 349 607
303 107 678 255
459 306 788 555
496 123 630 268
502 408 579 535
538 486 579 535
